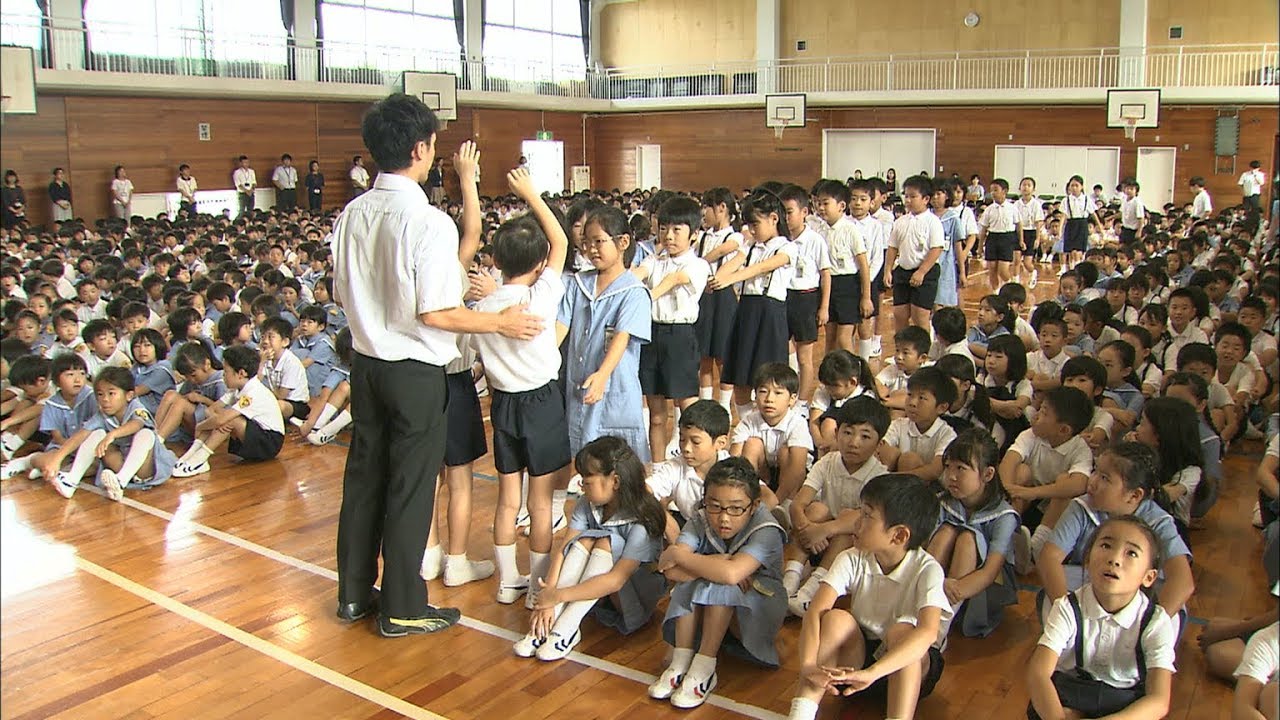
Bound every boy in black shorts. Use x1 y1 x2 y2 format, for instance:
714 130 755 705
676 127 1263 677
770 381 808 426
172 345 285 477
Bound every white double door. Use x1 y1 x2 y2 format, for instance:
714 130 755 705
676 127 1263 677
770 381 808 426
994 145 1120 197
823 129 936 181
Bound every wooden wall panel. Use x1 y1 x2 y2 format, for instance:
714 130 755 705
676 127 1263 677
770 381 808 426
588 104 1276 208
780 0 1120 59
599 0 756 68
1147 0 1279 46
0 96 70 229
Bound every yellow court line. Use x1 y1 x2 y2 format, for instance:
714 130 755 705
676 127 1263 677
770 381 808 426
73 554 451 720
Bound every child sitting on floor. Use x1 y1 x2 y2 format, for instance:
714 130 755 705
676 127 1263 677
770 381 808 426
172 345 285 477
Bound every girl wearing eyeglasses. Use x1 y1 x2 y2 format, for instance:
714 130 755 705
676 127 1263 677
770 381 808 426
651 456 788 709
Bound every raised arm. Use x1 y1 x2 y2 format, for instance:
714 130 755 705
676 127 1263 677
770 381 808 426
507 167 568 274
454 142 483 264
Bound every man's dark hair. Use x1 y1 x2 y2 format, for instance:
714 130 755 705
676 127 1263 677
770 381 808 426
360 94 440 172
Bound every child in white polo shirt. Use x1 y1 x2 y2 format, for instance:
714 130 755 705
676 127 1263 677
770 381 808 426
877 367 958 483
1233 621 1279 720
811 180 866 356
780 184 832 409
172 345 285 477
1026 515 1176 720
646 400 731 541
884 175 946 332
257 316 311 423
731 363 813 504
787 475 950 720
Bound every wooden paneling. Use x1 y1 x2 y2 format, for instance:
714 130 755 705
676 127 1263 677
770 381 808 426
599 0 756 68
1147 0 1280 46
588 104 1275 208
0 96 70 229
781 0 1120 59
470 108 591 197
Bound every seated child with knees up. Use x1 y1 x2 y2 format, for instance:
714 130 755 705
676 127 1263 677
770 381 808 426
731 362 813 503
154 342 226 443
1123 325 1164 398
877 366 958 482
997 283 1041 354
1081 298 1123 353
1230 619 1279 720
647 399 733 542
1133 397 1205 534
1161 372 1223 512
930 306 975 364
1038 443 1194 625
935 353 991 434
78 319 131 378
1058 355 1116 452
929 428 1020 638
515 437 664 662
1026 515 1176 720
39 366 178 501
878 325 932 411
0 355 53 469
18 354 96 490
300 327 354 446
1098 339 1146 435
1027 316 1070 397
172 345 285 477
1175 342 1238 443
786 474 949 720
652 457 788 710
981 334 1032 450
290 305 337 406
1000 386 1095 572
128 329 175 418
786 397 891 615
966 294 1014 361
257 316 310 424
809 349 876 454
1062 305 1093 357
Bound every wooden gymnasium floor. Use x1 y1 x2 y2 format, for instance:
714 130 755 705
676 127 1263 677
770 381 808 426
2 264 1274 720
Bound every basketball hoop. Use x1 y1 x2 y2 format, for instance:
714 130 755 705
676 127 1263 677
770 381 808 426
774 124 786 140
1122 117 1138 142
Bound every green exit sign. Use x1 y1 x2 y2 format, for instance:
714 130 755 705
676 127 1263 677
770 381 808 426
535 130 553 140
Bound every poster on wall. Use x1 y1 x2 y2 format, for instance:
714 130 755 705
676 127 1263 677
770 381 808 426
571 165 591 193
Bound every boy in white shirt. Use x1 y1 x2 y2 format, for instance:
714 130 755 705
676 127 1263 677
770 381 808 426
851 180 889 367
78 320 131 378
172 345 285 477
1029 316 1071 400
471 168 571 606
878 367 958 483
646 400 732 541
1232 621 1279 720
930 306 976 364
634 196 711 460
1026 516 1176 720
877 325 931 411
1119 180 1146 244
350 155 370 198
731 363 813 504
812 180 866 356
1188 176 1213 219
978 178 1022 290
257 316 311 423
787 475 949 720
781 187 832 409
785 396 890 614
1238 160 1265 210
884 175 946 333
272 153 298 211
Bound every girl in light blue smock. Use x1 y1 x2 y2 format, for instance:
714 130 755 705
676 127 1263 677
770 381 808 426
557 206 652 461
932 181 964 308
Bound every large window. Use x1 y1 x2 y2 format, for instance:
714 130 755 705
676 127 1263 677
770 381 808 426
321 0 461 77
83 0 286 66
484 0 585 82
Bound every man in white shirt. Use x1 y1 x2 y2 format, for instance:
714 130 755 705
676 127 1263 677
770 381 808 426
1239 160 1266 210
1118 180 1146 243
330 95 541 638
350 155 370 199
233 155 256 216
1189 176 1213 219
176 163 198 216
272 154 298 211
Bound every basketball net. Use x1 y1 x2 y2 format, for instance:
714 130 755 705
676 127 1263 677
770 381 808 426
774 124 785 140
1122 118 1138 142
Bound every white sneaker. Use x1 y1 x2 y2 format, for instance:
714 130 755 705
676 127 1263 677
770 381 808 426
496 575 530 604
520 510 567 537
648 665 685 700
535 629 580 661
0 431 22 460
307 430 335 446
524 586 541 611
172 460 210 478
1244 422 1265 441
443 558 494 587
513 632 545 658
1253 501 1265 529
515 508 531 529
99 469 124 502
420 547 444 581
1030 270 1039 286
671 672 718 709
1014 526 1034 575
566 473 583 495
788 572 824 617
2 459 31 480
52 471 77 499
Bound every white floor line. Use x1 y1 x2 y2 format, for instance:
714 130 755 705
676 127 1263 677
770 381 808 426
71 552 449 720
79 485 787 720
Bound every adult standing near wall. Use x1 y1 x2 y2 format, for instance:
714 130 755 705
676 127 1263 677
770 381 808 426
305 160 324 212
48 168 72 222
1239 160 1266 211
349 155 370 199
330 93 542 638
177 164 198 216
233 155 257 216
110 166 133 224
273 153 298 211
1 170 25 230
426 158 445 205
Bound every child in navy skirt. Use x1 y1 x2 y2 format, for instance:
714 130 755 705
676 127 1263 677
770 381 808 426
711 188 796 413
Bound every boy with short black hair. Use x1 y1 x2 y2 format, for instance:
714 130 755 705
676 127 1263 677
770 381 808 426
172 345 284 477
1059 355 1115 451
257 316 310 422
884 175 946 332
1028 316 1070 395
731 362 813 503
812 179 867 356
787 474 949 720
785 396 891 614
878 366 958 482
646 399 733 541
79 318 130 377
1176 342 1238 443
930 306 974 363
1188 176 1212 218
848 179 888 369
1118 179 1146 243
0 355 52 471
878 325 932 409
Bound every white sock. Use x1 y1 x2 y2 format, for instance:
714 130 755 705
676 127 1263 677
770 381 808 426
788 352 799 372
62 430 105 486
6 454 34 473
1 431 22 452
318 408 352 435
550 548 613 636
312 403 338 429
856 338 874 360
716 388 732 411
421 544 443 579
558 542 591 585
495 543 520 584
699 386 713 400
667 646 695 675
871 334 883 357
686 653 717 683
185 441 213 467
180 439 209 464
551 489 567 521
783 560 805 595
529 551 551 591
115 428 156 486
788 697 819 720
1030 524 1052 559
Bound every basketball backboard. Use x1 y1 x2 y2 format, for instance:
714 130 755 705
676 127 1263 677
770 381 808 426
1106 88 1160 129
766 93 806 129
0 45 37 115
400 71 458 122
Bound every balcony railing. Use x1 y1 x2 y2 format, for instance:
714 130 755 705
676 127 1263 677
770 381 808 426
2 15 1275 103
